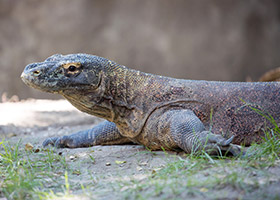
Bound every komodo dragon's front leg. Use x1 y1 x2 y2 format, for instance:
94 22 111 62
43 121 131 148
155 109 242 156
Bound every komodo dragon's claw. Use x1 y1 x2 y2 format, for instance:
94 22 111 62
223 144 245 157
43 136 76 148
217 136 246 157
204 133 234 146
198 132 245 156
42 137 59 147
54 136 73 148
220 135 234 146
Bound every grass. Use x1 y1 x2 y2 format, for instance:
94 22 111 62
110 146 280 199
0 140 70 200
0 109 280 199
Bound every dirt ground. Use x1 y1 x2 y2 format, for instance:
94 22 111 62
1 99 280 200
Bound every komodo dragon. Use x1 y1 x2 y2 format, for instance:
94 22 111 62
21 54 280 156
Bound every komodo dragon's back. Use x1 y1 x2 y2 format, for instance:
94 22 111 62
21 53 280 156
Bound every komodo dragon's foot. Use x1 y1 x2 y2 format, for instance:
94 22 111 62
193 132 245 157
43 136 88 148
42 137 59 147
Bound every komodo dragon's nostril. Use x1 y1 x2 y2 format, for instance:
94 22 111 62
33 70 41 76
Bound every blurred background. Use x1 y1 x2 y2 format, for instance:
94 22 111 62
0 0 280 101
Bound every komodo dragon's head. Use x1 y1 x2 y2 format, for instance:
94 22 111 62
21 53 127 118
21 53 109 94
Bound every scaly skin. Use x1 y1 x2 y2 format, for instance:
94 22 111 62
21 54 280 156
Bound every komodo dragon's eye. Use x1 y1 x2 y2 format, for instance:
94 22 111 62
62 63 82 74
68 65 77 72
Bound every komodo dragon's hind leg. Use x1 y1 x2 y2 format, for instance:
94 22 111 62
167 110 242 156
43 121 131 148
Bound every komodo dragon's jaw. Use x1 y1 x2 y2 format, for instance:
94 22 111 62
21 53 106 94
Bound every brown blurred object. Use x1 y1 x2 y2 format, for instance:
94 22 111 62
259 68 280 82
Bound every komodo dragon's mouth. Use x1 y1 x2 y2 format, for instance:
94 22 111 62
21 71 60 94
